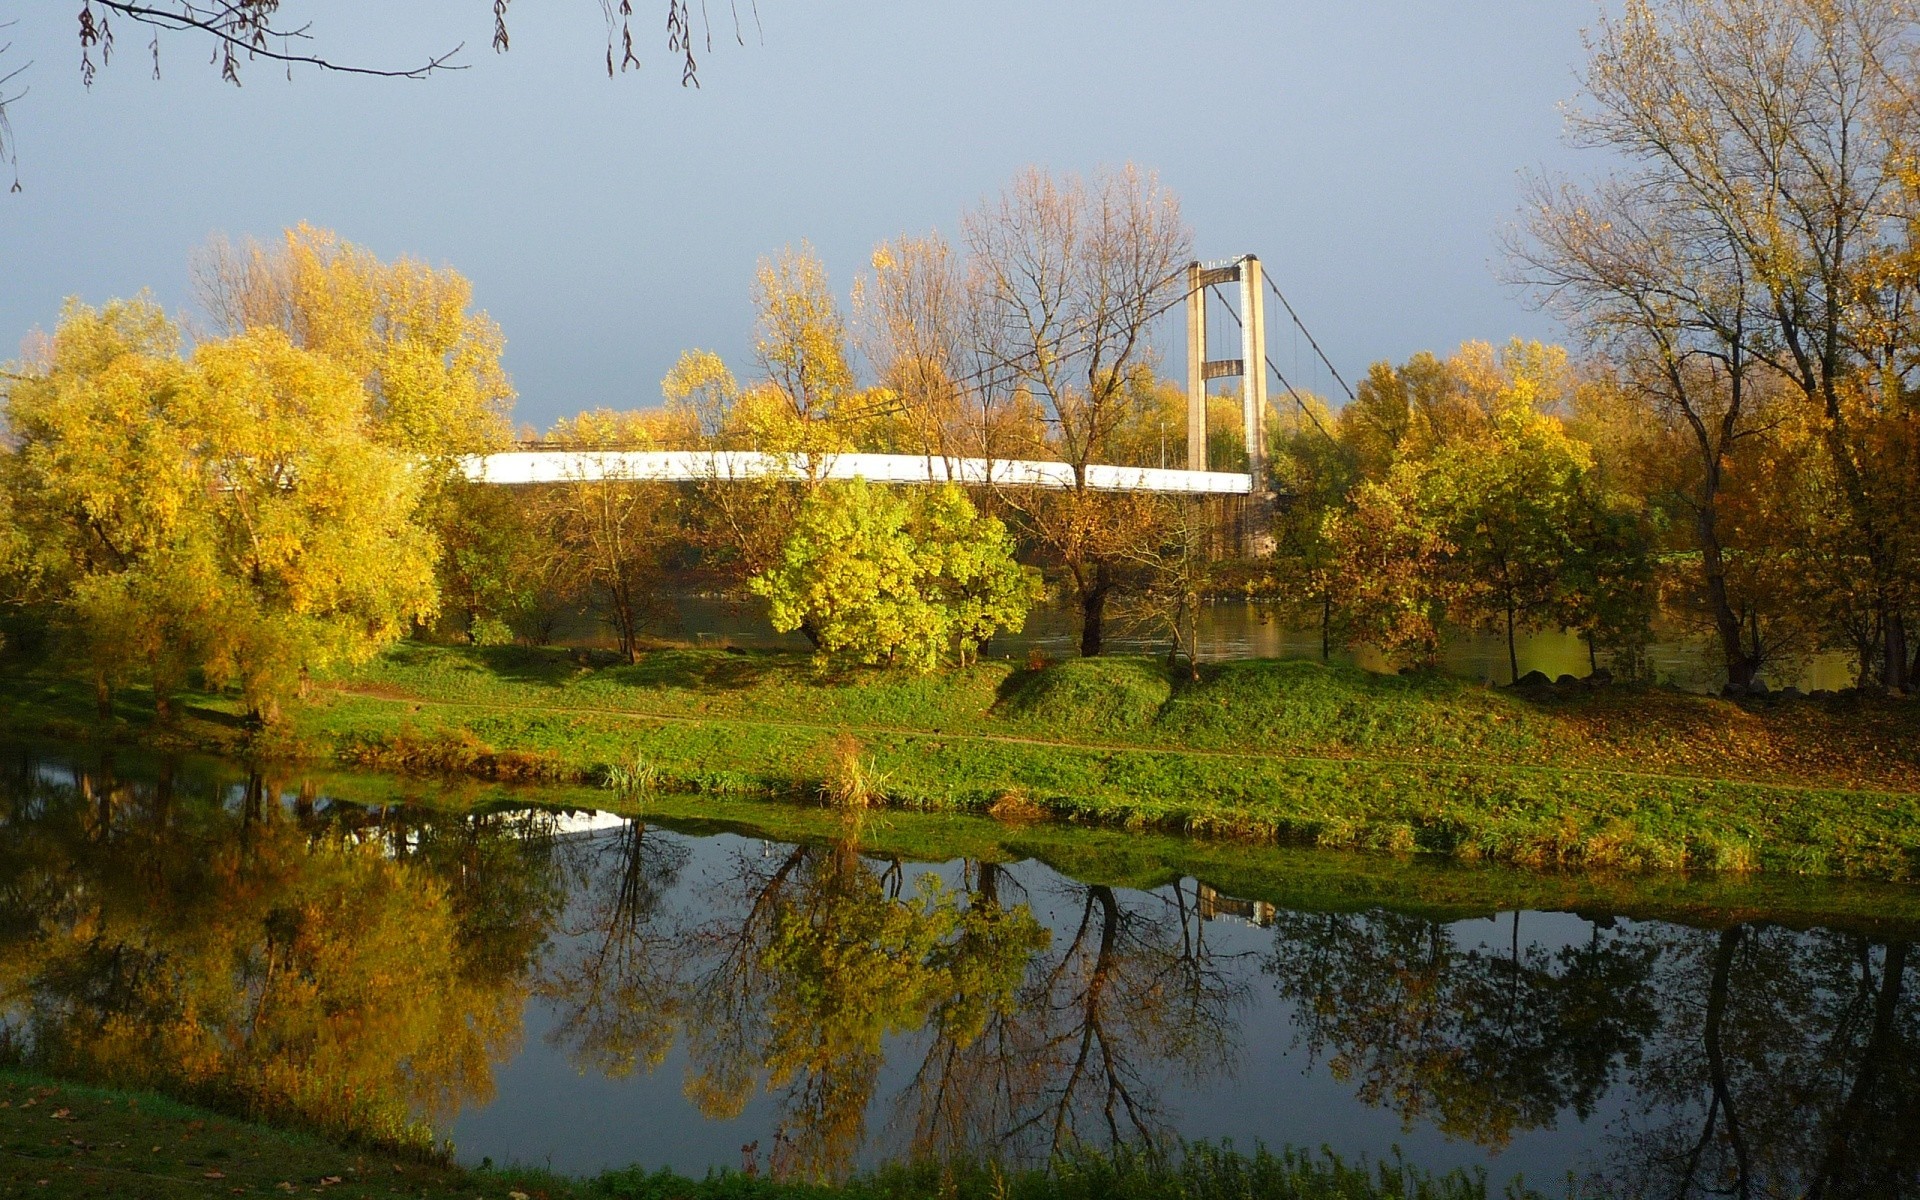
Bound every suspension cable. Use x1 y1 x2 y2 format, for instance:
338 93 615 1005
1209 298 1340 446
1264 273 1355 403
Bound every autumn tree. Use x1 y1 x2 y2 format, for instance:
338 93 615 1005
751 480 1038 671
1324 476 1450 668
667 246 878 597
855 234 973 469
189 330 440 718
1420 400 1606 684
541 408 686 662
433 474 572 645
963 165 1191 656
1121 497 1216 680
194 224 513 463
1323 342 1650 680
193 225 520 644
1267 392 1354 659
1523 0 1920 690
1 299 439 723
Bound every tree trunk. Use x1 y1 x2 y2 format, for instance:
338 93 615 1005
94 674 112 720
1505 603 1519 685
1079 566 1111 658
1883 608 1909 693
1321 593 1332 662
1698 502 1758 688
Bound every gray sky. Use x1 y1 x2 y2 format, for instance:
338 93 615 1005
2 2 1603 430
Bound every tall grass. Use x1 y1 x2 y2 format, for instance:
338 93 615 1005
584 1144 1560 1200
821 733 890 810
599 754 660 794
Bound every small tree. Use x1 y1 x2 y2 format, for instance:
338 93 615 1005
1419 402 1590 684
1122 497 1215 681
543 410 683 663
1324 477 1451 668
752 481 1037 671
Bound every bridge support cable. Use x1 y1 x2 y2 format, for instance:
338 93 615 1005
1205 284 1340 448
1264 273 1356 403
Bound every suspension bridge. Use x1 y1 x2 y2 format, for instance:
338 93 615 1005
464 254 1348 509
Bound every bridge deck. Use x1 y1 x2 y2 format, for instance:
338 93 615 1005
465 451 1252 495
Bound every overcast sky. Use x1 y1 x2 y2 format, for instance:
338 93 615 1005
2 2 1606 430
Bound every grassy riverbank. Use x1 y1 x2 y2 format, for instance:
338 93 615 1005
6 642 1920 879
0 1072 1546 1200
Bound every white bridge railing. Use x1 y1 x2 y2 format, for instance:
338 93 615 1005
465 450 1252 496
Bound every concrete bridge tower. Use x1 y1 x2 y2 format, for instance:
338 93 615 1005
1185 255 1272 553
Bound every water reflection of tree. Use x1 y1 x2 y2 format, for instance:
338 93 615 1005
538 818 691 1077
893 875 1250 1167
538 833 1257 1180
541 835 1052 1181
0 750 562 1149
1263 909 1660 1148
1597 924 1918 1199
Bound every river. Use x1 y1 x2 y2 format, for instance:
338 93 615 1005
609 597 1861 693
1 742 1913 1195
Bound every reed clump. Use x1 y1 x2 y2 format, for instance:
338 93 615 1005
821 732 889 810
598 754 659 794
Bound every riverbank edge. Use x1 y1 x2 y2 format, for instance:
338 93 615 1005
0 1069 1549 1200
4 644 1919 882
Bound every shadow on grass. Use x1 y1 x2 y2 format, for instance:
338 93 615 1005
598 647 797 694
183 704 244 729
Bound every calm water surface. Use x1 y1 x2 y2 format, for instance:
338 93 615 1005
638 597 1860 693
1 744 1914 1195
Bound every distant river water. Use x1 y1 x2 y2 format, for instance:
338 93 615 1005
3 743 1914 1195
569 597 1862 693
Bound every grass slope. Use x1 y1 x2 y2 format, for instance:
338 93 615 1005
5 643 1920 879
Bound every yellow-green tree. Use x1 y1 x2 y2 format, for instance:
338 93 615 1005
195 223 514 464
2 301 439 723
751 480 1038 671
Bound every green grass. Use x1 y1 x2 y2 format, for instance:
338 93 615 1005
0 1069 1556 1200
5 642 1920 880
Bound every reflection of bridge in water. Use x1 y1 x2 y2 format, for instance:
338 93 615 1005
1196 882 1277 928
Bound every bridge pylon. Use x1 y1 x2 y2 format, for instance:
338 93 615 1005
1185 255 1273 555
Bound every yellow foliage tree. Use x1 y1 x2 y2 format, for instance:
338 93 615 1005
195 223 515 464
188 330 441 719
2 301 439 724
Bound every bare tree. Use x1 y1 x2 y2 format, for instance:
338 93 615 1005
543 410 684 662
1120 496 1215 681
1515 175 1775 687
963 165 1190 656
0 22 24 192
856 233 972 475
2 2 748 181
